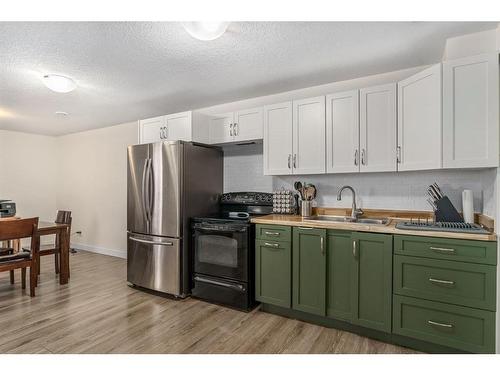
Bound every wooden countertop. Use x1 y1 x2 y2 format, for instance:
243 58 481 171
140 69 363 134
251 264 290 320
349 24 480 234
251 214 497 242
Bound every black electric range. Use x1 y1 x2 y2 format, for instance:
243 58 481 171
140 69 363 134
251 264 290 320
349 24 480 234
191 192 273 311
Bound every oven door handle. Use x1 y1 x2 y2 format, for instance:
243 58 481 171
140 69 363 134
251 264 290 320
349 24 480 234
195 226 247 232
194 276 246 292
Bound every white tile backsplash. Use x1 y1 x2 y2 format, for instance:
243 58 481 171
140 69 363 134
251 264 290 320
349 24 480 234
223 144 497 217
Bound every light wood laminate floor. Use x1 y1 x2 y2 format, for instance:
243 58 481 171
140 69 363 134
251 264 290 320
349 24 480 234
0 251 418 354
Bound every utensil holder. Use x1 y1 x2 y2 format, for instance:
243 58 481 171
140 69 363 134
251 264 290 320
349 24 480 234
300 200 312 217
434 196 463 223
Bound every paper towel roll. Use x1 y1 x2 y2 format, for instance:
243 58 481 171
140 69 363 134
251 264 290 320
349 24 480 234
462 190 474 223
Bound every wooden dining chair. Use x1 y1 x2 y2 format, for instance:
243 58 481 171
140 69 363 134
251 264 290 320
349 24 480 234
23 210 72 275
0 217 39 297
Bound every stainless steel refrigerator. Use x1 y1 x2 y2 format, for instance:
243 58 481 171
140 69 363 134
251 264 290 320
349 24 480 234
127 141 222 297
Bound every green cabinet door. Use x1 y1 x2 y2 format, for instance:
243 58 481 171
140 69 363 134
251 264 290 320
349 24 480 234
352 232 393 333
255 239 291 308
326 230 356 321
292 227 327 316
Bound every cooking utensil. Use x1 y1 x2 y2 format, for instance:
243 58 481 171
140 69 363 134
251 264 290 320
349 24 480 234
294 181 305 200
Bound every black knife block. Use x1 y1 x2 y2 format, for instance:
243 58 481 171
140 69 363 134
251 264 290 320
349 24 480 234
434 196 464 223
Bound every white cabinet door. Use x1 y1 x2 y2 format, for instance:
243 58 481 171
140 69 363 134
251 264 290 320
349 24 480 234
208 112 234 144
326 90 359 173
139 116 165 144
397 64 442 171
292 96 326 175
360 83 397 172
234 107 263 142
164 111 192 141
263 102 293 175
443 53 499 168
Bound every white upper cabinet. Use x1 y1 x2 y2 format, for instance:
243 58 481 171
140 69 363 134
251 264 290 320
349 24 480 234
139 116 165 144
326 90 360 173
359 83 397 172
139 111 209 144
263 102 293 175
208 112 234 144
443 53 499 168
208 107 263 144
397 64 442 171
234 107 263 142
292 96 326 174
164 111 192 141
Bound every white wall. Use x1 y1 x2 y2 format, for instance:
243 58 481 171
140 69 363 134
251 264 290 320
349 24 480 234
56 122 137 258
0 130 57 220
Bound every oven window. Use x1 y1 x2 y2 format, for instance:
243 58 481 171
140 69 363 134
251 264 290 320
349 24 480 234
197 235 238 268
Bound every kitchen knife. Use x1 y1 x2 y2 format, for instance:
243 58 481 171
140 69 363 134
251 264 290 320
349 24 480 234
432 183 444 199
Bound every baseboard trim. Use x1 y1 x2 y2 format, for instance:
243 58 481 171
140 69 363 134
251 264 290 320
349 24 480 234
71 242 126 259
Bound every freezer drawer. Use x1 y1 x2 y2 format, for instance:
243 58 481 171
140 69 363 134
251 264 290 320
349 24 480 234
127 233 181 296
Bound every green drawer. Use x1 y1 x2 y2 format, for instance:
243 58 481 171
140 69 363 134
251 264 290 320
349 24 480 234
256 224 291 242
394 255 496 311
394 235 497 265
393 295 495 353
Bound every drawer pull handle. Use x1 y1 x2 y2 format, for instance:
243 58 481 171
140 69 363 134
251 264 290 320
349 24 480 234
429 278 455 286
264 231 280 236
430 246 456 254
298 227 313 230
428 320 453 329
263 242 280 248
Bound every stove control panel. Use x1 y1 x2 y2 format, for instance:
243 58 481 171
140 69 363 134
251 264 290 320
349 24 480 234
220 192 273 205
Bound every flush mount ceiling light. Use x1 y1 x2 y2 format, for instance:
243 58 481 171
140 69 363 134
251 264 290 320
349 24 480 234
182 22 230 41
42 74 77 93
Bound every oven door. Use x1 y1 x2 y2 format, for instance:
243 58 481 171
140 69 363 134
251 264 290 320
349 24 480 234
192 222 249 282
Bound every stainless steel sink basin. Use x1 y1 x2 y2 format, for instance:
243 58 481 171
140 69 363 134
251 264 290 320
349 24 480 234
304 215 390 225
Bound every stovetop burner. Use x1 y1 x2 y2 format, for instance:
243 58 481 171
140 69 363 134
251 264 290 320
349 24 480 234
192 192 273 223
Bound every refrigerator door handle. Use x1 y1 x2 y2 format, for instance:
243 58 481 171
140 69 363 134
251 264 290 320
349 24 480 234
141 158 149 223
129 236 174 246
148 157 154 222
144 158 152 223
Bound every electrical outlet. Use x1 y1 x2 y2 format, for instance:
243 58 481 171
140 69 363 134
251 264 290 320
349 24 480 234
75 231 82 236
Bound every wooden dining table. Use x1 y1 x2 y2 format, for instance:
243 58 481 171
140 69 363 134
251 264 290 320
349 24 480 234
0 217 70 285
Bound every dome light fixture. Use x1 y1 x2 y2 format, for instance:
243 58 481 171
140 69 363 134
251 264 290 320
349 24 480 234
182 22 230 41
42 74 77 93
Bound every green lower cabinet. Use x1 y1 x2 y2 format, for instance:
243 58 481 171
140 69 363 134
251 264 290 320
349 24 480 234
352 232 393 333
255 239 291 308
292 227 327 316
326 230 356 321
393 295 496 353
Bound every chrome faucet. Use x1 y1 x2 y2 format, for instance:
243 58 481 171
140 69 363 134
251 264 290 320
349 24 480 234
337 185 363 221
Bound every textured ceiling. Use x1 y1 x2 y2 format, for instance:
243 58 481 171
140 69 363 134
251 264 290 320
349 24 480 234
0 22 497 136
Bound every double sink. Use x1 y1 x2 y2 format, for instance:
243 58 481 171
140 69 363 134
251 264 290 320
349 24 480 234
304 215 390 226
